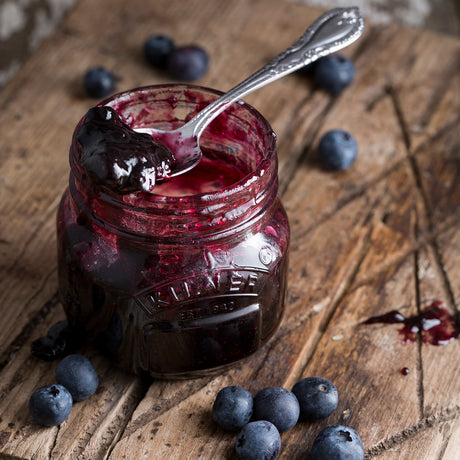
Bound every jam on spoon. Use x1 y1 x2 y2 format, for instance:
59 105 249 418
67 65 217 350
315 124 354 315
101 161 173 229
77 106 176 193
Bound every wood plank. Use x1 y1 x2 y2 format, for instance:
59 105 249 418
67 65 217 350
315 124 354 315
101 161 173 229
0 0 459 458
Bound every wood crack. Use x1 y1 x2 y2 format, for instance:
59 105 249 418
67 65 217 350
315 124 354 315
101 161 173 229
278 93 334 198
276 208 375 388
413 207 425 419
387 79 459 314
0 287 59 372
49 425 60 460
291 154 408 242
365 406 459 458
105 377 214 458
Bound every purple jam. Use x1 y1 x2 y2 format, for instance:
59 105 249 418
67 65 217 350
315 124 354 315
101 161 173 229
77 106 175 193
362 300 460 346
57 84 290 378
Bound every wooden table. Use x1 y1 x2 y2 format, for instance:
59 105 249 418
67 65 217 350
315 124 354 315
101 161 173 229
0 0 459 458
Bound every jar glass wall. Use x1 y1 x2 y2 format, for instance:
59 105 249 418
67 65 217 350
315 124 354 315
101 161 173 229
57 84 290 378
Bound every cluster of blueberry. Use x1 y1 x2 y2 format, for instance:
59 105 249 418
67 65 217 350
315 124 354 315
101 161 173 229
212 377 364 460
144 35 209 81
28 354 98 426
83 34 209 99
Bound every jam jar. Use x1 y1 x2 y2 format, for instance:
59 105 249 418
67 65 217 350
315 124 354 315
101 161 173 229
57 84 290 378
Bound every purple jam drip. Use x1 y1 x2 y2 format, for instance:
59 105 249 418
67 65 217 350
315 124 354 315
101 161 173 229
77 106 176 193
362 300 460 346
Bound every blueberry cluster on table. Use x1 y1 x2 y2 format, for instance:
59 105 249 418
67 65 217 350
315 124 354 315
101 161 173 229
83 34 209 99
29 354 98 427
212 378 364 460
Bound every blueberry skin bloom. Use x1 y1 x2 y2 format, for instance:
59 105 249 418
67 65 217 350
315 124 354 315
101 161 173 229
311 425 364 460
317 130 358 171
55 354 99 402
144 35 175 68
236 420 281 460
83 67 115 98
252 386 300 432
212 385 253 431
314 54 355 95
167 45 209 81
29 384 73 426
291 377 338 420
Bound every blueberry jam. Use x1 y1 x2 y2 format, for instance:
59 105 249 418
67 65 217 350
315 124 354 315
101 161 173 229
77 106 175 193
58 85 289 378
362 300 460 346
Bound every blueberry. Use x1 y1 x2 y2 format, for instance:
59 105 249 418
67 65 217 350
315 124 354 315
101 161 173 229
317 129 358 170
144 35 175 68
311 425 364 460
252 386 299 432
29 384 73 426
291 377 338 420
83 67 115 98
314 55 355 95
31 321 82 361
212 385 253 431
235 420 281 460
55 354 99 402
167 45 209 81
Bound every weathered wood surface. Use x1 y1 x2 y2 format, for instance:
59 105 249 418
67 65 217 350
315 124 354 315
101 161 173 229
0 0 459 458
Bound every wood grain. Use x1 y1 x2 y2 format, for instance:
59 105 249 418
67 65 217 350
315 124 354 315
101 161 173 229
0 0 459 458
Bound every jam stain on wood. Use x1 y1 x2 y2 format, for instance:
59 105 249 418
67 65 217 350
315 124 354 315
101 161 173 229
362 300 460 346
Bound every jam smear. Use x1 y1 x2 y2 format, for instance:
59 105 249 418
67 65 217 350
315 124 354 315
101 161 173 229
77 106 175 193
362 300 460 346
153 152 245 196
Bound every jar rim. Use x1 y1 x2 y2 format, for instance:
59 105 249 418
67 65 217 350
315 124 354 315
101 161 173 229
92 83 277 207
69 84 279 238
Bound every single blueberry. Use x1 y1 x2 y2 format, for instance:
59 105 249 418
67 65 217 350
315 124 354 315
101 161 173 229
317 129 358 170
167 45 209 81
235 420 281 460
31 320 82 362
212 385 253 431
29 384 73 426
144 35 175 68
314 54 355 95
291 377 338 420
311 425 364 460
252 386 299 432
83 67 115 99
55 354 99 402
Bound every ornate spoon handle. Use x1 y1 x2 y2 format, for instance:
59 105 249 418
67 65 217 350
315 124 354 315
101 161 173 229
189 7 365 138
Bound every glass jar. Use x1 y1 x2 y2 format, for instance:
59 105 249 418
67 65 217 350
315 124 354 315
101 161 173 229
57 84 290 378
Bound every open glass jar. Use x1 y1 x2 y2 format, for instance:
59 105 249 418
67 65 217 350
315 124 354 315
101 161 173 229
57 84 289 378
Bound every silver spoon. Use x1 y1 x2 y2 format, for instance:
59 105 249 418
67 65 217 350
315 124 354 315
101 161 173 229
136 7 365 180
